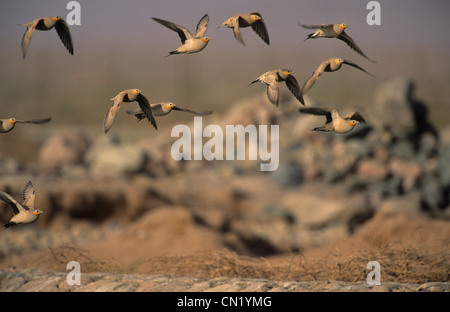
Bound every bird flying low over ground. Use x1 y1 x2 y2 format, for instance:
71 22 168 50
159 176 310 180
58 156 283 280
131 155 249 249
0 117 51 133
21 16 73 59
300 57 375 103
126 102 212 121
299 23 376 63
104 89 157 133
1 181 43 228
299 106 366 134
218 12 270 46
152 14 210 56
250 69 305 106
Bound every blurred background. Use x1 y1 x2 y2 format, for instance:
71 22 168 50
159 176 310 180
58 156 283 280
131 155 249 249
0 1 449 282
0 0 449 163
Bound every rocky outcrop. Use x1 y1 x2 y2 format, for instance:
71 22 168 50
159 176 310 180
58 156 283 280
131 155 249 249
1 269 448 292
0 77 449 288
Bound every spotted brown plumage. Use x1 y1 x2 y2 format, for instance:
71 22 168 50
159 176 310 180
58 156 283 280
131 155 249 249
0 117 51 133
1 181 43 228
21 16 73 59
104 89 157 133
126 102 212 121
299 106 366 134
300 23 376 63
152 14 210 56
300 58 375 104
218 12 269 46
250 69 304 106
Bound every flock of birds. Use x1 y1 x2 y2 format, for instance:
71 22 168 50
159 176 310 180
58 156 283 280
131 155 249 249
1 11 376 228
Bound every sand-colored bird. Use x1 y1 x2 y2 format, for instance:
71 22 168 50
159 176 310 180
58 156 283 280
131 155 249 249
1 181 43 228
300 23 375 62
0 117 51 133
21 16 73 59
104 89 157 133
299 106 366 134
126 102 212 121
152 14 210 56
300 57 375 101
218 12 270 46
250 69 305 106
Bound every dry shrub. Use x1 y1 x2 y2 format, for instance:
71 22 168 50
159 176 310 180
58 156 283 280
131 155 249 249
285 242 449 283
46 246 123 273
41 243 448 284
133 244 449 284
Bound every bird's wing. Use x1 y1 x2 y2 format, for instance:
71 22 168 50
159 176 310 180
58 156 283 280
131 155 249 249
250 15 270 45
299 23 334 30
266 82 280 106
21 18 41 59
15 117 52 124
54 19 74 54
343 60 376 78
22 181 35 210
285 75 304 105
301 60 329 94
346 111 366 123
172 105 213 115
136 94 158 130
233 16 246 45
194 14 209 38
0 191 22 215
103 92 126 133
153 17 192 43
338 32 376 63
103 102 120 133
299 107 333 123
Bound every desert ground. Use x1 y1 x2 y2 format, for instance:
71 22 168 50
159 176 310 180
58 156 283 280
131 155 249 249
0 1 449 292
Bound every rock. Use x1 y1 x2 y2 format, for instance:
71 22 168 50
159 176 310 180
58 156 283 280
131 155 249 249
438 143 450 189
357 159 390 182
1 270 448 292
0 155 20 175
420 173 447 217
38 131 91 175
269 159 303 188
389 159 423 192
377 192 422 216
371 77 417 142
390 140 416 160
85 135 146 178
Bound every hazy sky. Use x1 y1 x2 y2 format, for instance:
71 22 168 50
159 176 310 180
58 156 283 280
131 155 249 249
1 0 449 62
0 0 449 130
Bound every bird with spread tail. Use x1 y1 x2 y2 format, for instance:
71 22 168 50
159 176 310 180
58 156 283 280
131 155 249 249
104 89 157 133
21 16 73 59
250 69 305 106
1 181 43 228
299 23 375 63
299 106 366 134
152 14 210 56
126 102 212 121
300 57 375 103
218 12 270 46
0 117 51 133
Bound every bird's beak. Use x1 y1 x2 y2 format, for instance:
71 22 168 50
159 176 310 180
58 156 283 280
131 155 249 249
202 37 211 43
